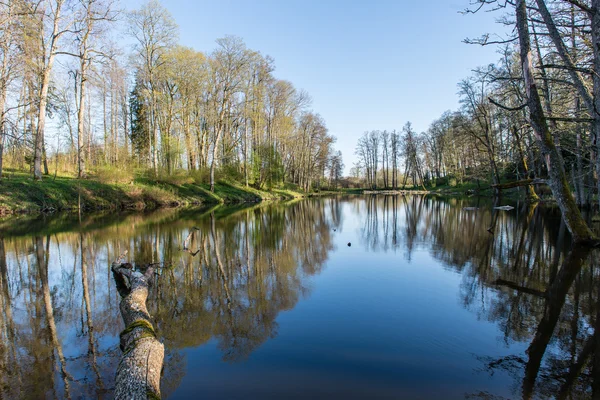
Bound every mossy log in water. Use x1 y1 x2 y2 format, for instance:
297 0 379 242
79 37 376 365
112 259 164 400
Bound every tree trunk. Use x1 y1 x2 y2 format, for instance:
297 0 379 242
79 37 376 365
87 96 92 165
512 125 539 201
535 0 594 112
592 0 600 211
111 262 163 400
42 130 49 175
77 57 87 178
244 114 249 187
0 92 4 179
34 69 52 180
210 107 227 192
537 0 600 211
123 89 129 159
0 51 6 178
515 0 596 244
151 94 158 175
183 111 194 170
34 1 64 180
103 83 108 163
210 131 222 193
575 97 585 205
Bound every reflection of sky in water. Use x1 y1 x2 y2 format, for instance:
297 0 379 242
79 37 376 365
173 201 527 399
0 196 596 399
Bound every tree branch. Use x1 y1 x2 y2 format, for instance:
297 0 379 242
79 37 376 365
489 97 528 111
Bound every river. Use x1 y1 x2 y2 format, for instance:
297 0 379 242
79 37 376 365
0 195 598 399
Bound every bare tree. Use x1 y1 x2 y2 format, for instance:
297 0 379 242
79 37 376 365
128 0 178 175
30 0 74 180
0 0 22 178
515 0 596 243
207 36 249 192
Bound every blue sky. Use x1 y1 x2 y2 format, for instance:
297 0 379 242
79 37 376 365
125 0 506 172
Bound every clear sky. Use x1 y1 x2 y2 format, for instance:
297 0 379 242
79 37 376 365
125 0 505 173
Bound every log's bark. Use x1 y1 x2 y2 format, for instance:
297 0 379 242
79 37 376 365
515 0 597 244
111 261 164 400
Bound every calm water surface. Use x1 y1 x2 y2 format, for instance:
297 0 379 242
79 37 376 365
0 195 598 399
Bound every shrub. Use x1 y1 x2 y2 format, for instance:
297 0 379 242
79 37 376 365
141 185 178 205
438 174 459 187
282 182 302 192
189 168 210 185
92 165 134 184
143 169 194 185
159 169 194 185
218 164 243 183
189 165 243 185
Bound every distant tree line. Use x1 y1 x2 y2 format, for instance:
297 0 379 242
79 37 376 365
0 0 343 192
354 0 600 243
354 124 422 190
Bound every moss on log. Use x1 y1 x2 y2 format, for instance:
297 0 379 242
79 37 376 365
111 261 164 399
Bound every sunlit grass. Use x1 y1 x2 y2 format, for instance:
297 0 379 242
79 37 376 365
0 170 307 215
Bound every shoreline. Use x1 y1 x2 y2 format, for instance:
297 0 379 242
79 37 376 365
0 174 308 218
1 173 561 219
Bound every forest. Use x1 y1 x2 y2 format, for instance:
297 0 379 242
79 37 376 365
352 0 600 242
2 1 600 399
0 0 344 197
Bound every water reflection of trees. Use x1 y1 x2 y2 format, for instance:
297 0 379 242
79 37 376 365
3 195 596 399
0 199 340 398
357 194 600 399
152 200 337 363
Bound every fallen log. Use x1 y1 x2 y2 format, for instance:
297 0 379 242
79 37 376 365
491 178 547 190
112 255 164 400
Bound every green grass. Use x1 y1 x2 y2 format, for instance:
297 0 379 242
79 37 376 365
0 172 306 216
355 179 527 198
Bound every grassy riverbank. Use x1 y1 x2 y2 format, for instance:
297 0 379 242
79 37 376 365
0 171 306 216
359 179 554 199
